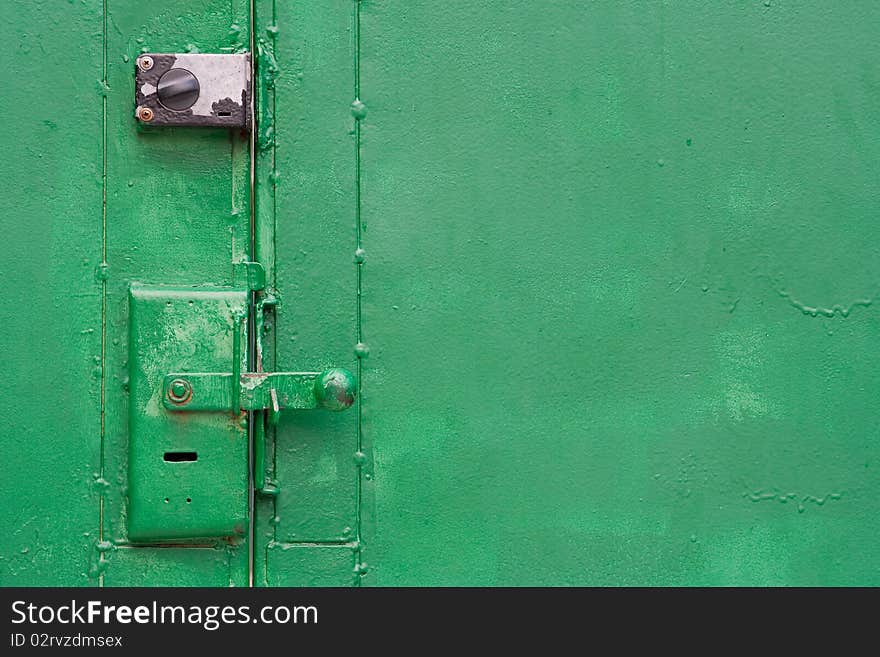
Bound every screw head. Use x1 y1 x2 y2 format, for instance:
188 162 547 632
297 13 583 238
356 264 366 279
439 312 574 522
136 106 154 122
167 378 192 404
137 56 154 71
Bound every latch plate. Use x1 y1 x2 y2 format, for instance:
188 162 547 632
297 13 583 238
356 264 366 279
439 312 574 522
134 53 250 128
127 284 248 542
161 369 357 413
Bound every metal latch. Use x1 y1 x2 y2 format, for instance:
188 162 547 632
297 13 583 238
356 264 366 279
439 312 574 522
134 53 250 127
161 369 357 418
126 284 355 543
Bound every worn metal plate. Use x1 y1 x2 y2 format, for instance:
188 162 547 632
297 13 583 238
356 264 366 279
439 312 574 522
135 53 250 127
127 284 248 542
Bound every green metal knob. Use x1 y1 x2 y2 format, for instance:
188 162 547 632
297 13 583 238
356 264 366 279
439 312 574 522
314 368 357 411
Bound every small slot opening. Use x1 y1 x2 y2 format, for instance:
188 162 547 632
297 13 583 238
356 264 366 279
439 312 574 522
217 111 231 116
164 451 197 462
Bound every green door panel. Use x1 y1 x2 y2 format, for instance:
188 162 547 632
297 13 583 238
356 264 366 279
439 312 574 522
1 0 252 585
0 0 104 586
5 0 880 588
264 544 359 587
104 0 252 585
103 547 244 587
253 0 361 586
347 1 878 585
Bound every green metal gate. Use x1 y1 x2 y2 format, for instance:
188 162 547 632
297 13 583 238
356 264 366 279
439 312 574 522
2 0 880 586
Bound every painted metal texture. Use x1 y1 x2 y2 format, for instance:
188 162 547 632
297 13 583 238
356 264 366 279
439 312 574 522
127 285 249 542
253 0 363 585
259 1 880 585
362 1 880 585
1 0 252 585
3 0 880 587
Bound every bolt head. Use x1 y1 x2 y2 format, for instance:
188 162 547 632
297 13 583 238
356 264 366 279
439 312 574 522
137 56 154 71
167 378 192 404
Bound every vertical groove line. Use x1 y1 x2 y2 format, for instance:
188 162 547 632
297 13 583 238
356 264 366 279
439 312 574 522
270 0 278 550
354 0 363 584
99 0 108 588
247 0 257 588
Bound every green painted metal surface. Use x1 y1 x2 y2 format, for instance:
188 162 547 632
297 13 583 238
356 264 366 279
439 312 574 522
4 0 880 587
259 0 880 586
128 285 249 542
1 0 251 584
253 0 362 584
357 1 880 585
1 0 104 586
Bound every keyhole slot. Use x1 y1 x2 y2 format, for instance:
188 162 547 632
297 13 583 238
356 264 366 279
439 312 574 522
163 451 198 462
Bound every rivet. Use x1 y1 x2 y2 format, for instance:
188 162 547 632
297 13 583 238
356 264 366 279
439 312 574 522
167 378 192 404
137 56 154 71
136 106 154 122
351 99 367 120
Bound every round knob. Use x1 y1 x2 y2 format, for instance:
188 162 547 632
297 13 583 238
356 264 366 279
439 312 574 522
314 368 357 411
157 68 200 111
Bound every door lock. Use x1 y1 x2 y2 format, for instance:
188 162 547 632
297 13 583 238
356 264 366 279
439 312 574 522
127 284 355 543
134 53 250 127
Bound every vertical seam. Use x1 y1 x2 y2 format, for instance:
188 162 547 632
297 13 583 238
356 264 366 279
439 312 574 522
354 0 363 587
247 0 257 589
99 0 108 588
270 0 278 549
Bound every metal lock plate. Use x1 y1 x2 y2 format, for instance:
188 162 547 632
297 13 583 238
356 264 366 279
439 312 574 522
134 53 250 127
127 284 248 542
